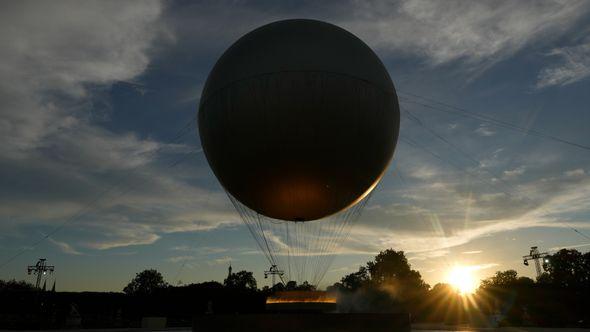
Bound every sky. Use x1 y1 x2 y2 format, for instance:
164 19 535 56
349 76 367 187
1 0 590 292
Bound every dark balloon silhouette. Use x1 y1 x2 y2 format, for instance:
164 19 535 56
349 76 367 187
199 19 399 221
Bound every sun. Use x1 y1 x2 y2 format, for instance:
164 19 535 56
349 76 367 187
447 265 477 294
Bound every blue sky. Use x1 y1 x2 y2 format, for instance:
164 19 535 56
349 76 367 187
1 0 590 291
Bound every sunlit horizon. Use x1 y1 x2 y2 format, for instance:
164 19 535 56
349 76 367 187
446 265 478 294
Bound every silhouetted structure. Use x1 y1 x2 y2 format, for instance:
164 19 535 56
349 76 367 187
27 258 54 289
264 264 284 287
523 246 549 278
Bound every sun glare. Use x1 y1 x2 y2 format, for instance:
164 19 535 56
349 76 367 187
447 265 477 294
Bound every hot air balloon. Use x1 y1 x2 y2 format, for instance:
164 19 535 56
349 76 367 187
199 19 399 285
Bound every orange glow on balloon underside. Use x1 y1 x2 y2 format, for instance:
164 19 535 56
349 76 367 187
266 291 336 304
257 175 379 221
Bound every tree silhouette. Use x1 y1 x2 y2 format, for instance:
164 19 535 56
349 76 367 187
543 249 590 288
123 269 169 295
0 279 35 292
297 281 316 291
224 270 257 290
339 266 370 292
282 280 316 291
284 280 298 290
328 249 429 315
480 269 518 288
367 249 430 299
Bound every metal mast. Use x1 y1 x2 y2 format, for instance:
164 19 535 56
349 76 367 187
522 246 549 278
27 258 54 289
264 264 284 287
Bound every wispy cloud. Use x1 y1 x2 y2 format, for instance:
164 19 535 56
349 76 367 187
462 250 483 255
0 0 166 159
564 168 585 177
503 166 526 179
85 230 161 250
343 0 590 68
537 39 590 89
408 250 450 261
409 165 439 180
465 263 499 272
167 255 193 263
474 125 496 137
338 166 590 257
549 243 590 251
0 0 194 252
208 256 233 266
48 237 82 255
170 246 229 255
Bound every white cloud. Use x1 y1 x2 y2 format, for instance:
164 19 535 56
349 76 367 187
465 263 499 271
48 237 83 255
462 250 483 255
47 125 163 171
343 0 590 66
0 0 166 159
537 39 590 88
0 1 178 249
84 224 162 250
409 165 439 180
208 256 233 266
474 125 496 137
408 249 450 260
165 1 590 77
338 167 590 257
0 1 246 251
75 185 240 250
170 246 229 255
503 166 526 179
564 168 585 177
0 1 164 92
167 255 194 263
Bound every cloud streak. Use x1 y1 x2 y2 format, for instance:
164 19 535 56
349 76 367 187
48 237 83 256
334 161 590 257
0 1 244 252
537 39 590 88
342 0 590 68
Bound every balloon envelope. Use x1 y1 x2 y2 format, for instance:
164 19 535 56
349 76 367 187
199 19 399 221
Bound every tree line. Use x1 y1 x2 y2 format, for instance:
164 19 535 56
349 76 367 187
1 248 588 329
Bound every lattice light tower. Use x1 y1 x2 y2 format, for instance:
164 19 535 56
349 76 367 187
27 258 54 289
523 246 549 279
264 264 284 287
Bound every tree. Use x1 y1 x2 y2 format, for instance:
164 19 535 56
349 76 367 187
536 272 552 285
543 249 590 288
367 249 429 295
425 283 463 323
224 270 257 290
271 282 285 292
480 270 518 288
123 269 169 295
296 281 316 291
283 280 316 291
284 280 298 291
0 279 35 292
515 276 535 287
339 266 370 292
